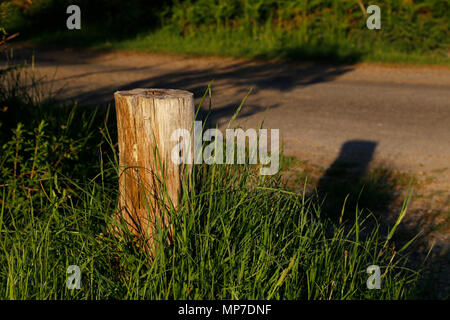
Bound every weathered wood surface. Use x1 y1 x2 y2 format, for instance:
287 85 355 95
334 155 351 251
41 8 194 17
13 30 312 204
114 88 194 252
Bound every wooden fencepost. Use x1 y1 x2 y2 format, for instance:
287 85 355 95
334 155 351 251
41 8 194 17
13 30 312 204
114 88 194 253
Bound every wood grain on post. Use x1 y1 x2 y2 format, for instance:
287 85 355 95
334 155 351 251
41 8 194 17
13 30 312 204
114 88 194 253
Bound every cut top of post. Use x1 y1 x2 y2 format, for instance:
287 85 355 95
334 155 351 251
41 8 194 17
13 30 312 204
114 88 193 100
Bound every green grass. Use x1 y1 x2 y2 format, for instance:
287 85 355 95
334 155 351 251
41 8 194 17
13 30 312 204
28 24 450 66
103 28 449 66
0 64 429 300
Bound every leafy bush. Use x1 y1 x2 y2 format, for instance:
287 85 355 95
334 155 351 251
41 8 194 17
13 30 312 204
0 0 447 63
166 0 449 56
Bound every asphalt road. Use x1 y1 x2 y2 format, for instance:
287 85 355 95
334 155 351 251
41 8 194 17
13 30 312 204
6 46 450 183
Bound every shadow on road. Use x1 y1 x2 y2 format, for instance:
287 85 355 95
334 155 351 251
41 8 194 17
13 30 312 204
315 140 449 298
2 46 355 127
316 140 391 221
